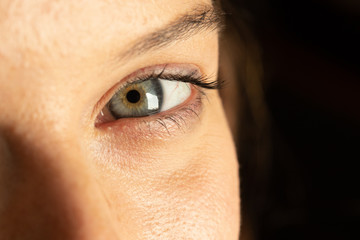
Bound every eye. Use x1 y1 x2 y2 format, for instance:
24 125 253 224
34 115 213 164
107 78 191 119
95 64 222 126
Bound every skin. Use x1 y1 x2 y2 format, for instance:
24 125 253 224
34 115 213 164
0 0 240 239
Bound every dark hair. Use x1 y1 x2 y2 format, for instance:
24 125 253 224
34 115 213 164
218 1 271 239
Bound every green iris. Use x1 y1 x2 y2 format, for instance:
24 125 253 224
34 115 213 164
108 79 163 118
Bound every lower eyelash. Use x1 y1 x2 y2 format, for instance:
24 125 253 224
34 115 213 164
96 92 204 140
138 95 203 137
152 96 203 134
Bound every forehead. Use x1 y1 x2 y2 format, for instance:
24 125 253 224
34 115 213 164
0 0 210 64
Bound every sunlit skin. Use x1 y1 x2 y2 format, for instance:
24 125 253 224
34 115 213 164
0 0 240 239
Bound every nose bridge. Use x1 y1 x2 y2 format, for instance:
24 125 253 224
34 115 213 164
0 128 119 239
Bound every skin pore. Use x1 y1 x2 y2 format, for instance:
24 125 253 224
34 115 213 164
0 0 239 239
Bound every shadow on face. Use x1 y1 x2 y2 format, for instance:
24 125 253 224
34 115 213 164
0 0 240 239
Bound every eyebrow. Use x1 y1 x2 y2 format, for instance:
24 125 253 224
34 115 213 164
119 4 224 60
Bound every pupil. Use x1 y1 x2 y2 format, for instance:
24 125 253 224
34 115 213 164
126 90 141 103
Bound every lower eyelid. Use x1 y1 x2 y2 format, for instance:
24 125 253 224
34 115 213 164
95 87 204 139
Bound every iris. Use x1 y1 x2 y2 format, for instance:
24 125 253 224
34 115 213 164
108 79 163 118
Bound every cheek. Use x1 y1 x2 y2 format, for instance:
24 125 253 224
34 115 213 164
88 93 240 239
97 150 239 239
134 163 237 239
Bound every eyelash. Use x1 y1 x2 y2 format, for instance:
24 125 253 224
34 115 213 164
130 69 223 91
95 66 223 136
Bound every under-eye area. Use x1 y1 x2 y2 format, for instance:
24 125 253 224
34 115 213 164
94 64 221 137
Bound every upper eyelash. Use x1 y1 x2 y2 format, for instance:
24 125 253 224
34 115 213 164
130 68 225 90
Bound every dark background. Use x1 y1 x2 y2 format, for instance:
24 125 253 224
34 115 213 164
227 0 360 239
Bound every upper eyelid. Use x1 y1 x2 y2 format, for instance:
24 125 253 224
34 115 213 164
129 71 198 86
128 66 222 90
127 64 202 84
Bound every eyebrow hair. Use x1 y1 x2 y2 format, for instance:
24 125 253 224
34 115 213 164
120 4 224 60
